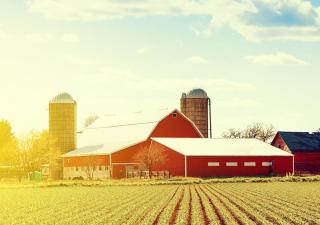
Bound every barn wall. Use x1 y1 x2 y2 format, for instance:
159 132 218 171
149 141 185 177
63 155 110 180
111 140 185 178
111 141 149 179
271 134 291 153
63 155 110 167
294 152 320 173
186 156 293 177
149 110 202 138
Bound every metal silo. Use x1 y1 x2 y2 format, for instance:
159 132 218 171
180 88 212 138
49 92 77 179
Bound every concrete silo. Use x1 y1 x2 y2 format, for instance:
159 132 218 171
49 92 77 179
180 88 212 138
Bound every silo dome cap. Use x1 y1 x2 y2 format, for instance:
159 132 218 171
50 92 76 103
187 88 208 98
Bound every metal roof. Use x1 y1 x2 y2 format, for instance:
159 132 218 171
63 109 171 157
50 92 76 104
277 131 320 152
62 140 143 157
152 138 293 156
186 88 208 98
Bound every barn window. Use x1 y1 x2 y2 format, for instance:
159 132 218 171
208 162 219 167
226 162 238 167
262 162 272 166
172 113 177 118
244 162 256 167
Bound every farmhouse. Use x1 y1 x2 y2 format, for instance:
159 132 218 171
61 109 293 179
271 132 320 174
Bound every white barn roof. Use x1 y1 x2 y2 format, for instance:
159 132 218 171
63 109 171 157
152 138 293 156
62 140 142 157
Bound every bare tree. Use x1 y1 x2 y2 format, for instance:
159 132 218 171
221 128 242 138
221 123 276 143
84 156 97 180
133 144 167 178
83 115 99 129
259 124 276 142
242 123 263 139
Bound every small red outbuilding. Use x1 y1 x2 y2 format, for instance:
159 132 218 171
271 131 320 174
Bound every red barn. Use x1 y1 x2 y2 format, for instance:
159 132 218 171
150 138 293 177
271 131 320 174
62 109 203 179
62 109 293 179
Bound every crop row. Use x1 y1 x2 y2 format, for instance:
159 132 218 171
0 182 319 225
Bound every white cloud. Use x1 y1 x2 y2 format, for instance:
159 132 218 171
216 97 263 109
25 32 53 42
61 33 80 42
245 52 308 66
137 47 150 54
187 56 208 65
28 0 320 42
66 56 256 93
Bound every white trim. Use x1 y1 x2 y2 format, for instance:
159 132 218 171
226 162 238 167
110 153 112 178
244 162 256 167
208 162 219 167
262 162 272 166
292 155 295 175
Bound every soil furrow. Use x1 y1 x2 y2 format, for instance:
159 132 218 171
152 186 180 225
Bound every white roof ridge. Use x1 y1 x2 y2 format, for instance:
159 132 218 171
86 121 158 130
151 138 293 156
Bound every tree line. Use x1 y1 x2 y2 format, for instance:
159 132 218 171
0 120 49 180
221 122 276 142
222 123 320 143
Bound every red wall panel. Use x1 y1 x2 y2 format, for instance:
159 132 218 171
186 156 293 177
149 141 185 177
149 110 202 138
111 140 185 178
294 152 320 173
63 155 110 167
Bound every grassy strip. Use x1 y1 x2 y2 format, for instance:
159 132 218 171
1 175 320 188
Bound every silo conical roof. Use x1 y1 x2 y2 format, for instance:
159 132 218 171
50 92 76 103
187 88 208 98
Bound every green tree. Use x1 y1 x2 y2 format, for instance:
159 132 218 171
19 130 50 173
0 120 19 166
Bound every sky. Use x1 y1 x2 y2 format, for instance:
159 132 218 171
0 0 320 137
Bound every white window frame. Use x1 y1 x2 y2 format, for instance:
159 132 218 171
208 162 219 167
226 162 238 167
244 162 256 167
262 162 272 166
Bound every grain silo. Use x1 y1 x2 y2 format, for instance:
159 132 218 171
180 88 212 138
49 92 77 179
